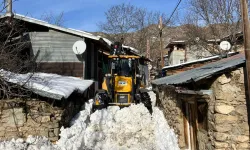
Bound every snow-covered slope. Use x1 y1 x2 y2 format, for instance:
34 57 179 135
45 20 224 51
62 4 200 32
0 92 179 150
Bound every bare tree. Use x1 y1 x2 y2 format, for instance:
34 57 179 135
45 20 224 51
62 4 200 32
183 0 241 55
0 4 36 99
98 3 172 64
98 4 137 41
41 11 65 27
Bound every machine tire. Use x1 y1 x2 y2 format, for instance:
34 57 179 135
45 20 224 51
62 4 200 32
92 90 109 112
140 91 152 113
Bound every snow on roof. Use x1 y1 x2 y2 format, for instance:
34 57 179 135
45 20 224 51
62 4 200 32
122 45 139 53
171 40 186 43
0 13 100 41
97 36 113 46
162 52 238 70
0 70 93 100
97 37 140 54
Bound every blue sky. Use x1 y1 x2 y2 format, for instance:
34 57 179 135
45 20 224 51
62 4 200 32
11 0 185 32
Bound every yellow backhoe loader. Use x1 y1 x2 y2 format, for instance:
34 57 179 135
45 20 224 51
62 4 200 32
93 41 151 111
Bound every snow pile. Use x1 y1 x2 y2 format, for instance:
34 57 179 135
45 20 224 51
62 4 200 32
0 136 57 150
0 69 93 100
0 92 179 150
56 100 93 150
57 92 179 150
83 104 155 150
149 90 156 106
152 108 179 150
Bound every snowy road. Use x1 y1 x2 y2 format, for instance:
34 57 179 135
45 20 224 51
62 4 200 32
0 91 179 150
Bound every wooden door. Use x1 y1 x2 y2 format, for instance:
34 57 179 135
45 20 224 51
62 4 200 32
183 101 197 150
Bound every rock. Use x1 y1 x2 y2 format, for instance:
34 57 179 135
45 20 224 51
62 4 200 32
41 116 50 123
41 122 59 128
54 128 60 136
232 144 236 150
215 91 235 101
48 130 55 137
235 94 246 102
214 114 238 124
49 136 59 142
232 135 249 143
221 84 241 93
0 131 5 137
1 108 25 127
26 117 39 126
231 126 244 135
214 141 228 148
237 143 249 149
19 126 35 132
4 131 19 138
218 74 231 84
239 74 245 84
39 129 48 137
214 91 225 100
0 126 5 131
235 105 247 115
214 132 229 141
240 122 249 132
215 105 234 114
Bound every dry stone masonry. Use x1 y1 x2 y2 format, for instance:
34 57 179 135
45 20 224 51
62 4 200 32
154 67 250 150
211 68 249 150
0 98 82 142
155 86 186 148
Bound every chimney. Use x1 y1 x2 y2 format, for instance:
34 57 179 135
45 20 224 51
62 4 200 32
5 0 13 16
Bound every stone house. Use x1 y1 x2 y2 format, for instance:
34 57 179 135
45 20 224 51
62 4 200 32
165 40 213 66
152 53 249 149
0 72 94 142
165 32 245 68
162 52 238 76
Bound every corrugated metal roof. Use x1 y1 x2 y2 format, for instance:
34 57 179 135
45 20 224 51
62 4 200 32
0 13 100 40
152 53 245 85
162 52 238 70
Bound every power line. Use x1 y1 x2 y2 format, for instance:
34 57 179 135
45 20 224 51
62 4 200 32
165 0 182 25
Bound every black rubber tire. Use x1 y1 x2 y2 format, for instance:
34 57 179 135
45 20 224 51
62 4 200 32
140 92 152 113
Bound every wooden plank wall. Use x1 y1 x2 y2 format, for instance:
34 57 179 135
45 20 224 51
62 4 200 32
37 62 84 77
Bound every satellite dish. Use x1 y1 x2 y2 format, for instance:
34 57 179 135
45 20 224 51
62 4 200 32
72 40 86 55
220 41 231 51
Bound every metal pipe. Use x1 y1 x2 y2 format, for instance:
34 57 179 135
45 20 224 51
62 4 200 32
5 0 13 15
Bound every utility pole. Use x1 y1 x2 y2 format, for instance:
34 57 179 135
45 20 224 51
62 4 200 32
158 16 164 68
146 39 151 85
5 0 13 16
146 39 150 59
240 0 250 98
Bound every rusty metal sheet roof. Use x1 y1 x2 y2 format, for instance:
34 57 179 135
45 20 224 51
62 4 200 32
152 54 245 85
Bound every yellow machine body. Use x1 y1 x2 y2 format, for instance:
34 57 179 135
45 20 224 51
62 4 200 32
102 76 133 105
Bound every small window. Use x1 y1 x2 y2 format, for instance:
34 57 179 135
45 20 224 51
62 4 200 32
180 59 184 64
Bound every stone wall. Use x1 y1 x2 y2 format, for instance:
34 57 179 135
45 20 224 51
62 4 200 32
155 86 186 148
0 97 84 142
210 67 250 149
154 67 250 150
